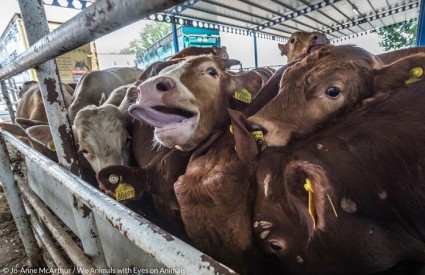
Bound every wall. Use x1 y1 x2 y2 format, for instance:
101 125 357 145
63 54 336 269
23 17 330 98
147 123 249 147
97 53 137 69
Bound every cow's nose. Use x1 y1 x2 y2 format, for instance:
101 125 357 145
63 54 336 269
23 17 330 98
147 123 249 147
155 77 175 92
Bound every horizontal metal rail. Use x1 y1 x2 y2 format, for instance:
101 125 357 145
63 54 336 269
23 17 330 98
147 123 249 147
0 0 185 82
0 129 236 274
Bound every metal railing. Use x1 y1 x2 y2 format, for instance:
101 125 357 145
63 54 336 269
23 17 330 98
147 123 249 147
0 0 236 274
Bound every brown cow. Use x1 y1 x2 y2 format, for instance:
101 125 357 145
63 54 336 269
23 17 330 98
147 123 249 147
377 45 425 64
248 45 425 147
128 55 263 151
172 62 296 274
16 82 74 124
169 46 229 61
68 67 143 122
253 81 425 274
278 31 330 62
97 56 263 239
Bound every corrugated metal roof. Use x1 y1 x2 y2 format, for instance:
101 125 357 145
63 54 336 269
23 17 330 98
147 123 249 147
155 0 419 42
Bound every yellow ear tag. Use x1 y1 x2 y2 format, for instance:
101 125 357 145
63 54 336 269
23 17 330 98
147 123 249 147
47 140 56 152
304 178 316 229
251 130 267 151
229 125 234 134
115 176 135 201
405 67 423 85
233 88 252 104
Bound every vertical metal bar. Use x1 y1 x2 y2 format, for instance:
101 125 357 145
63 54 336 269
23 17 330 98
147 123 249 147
18 0 108 269
417 0 425 46
18 0 81 175
0 136 39 265
7 79 18 103
253 31 259 68
172 16 180 54
0 66 16 123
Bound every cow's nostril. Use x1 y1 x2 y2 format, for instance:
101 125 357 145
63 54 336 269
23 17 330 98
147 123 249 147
312 35 318 41
156 78 175 92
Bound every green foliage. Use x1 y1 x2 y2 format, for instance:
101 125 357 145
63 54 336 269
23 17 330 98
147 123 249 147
120 21 172 55
377 21 417 51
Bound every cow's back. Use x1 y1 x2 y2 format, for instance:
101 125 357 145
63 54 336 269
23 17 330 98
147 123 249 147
69 67 143 121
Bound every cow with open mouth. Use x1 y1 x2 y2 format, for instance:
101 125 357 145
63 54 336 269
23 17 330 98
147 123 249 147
128 55 262 151
98 55 263 238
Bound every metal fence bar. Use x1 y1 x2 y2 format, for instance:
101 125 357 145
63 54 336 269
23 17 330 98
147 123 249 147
17 177 100 275
23 199 73 271
0 0 185 82
0 136 38 265
2 130 236 275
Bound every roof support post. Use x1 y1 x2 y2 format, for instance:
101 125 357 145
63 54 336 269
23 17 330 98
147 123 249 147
253 31 259 68
172 16 180 54
417 0 425 46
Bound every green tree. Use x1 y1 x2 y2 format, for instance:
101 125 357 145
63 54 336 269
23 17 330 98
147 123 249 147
120 21 172 55
377 21 417 51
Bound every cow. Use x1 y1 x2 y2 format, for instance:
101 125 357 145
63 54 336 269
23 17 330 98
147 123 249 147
377 45 425 64
278 31 330 62
68 67 143 122
253 80 425 274
102 84 136 107
97 55 263 240
169 46 229 61
248 45 425 147
16 82 74 124
18 80 38 98
128 55 263 151
72 104 131 174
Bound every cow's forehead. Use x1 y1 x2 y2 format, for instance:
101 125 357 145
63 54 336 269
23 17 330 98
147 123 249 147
159 56 222 78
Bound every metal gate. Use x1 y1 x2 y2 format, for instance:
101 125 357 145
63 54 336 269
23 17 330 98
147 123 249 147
0 1 236 274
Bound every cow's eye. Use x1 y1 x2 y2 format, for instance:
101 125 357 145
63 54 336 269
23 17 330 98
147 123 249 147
325 86 340 98
206 68 217 76
269 241 282 251
290 38 295 43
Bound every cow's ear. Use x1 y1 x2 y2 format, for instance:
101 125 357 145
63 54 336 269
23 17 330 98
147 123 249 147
284 161 336 232
278 43 287 56
229 71 263 106
0 122 34 146
229 109 258 163
26 125 53 149
374 53 425 93
16 118 48 129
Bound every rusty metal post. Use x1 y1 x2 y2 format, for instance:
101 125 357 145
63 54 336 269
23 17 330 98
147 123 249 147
18 1 108 270
0 66 16 123
18 0 81 175
0 135 38 265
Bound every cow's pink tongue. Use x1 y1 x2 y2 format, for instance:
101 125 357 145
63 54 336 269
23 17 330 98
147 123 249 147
128 105 187 128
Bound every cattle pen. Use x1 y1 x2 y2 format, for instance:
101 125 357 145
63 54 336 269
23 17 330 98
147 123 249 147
0 0 236 274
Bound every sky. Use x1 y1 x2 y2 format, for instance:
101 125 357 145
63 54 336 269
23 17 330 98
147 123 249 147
0 0 385 67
